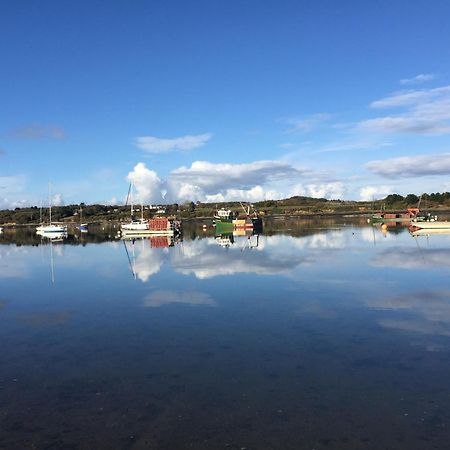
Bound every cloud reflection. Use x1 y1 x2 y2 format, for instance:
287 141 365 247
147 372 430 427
371 247 450 269
367 290 450 337
130 232 350 282
143 290 216 308
0 246 30 278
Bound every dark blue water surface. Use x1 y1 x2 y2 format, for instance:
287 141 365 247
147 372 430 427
1 219 450 449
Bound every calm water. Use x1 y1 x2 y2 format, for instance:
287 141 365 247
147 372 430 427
1 218 450 449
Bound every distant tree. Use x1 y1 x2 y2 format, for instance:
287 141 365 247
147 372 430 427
385 194 404 205
405 194 419 205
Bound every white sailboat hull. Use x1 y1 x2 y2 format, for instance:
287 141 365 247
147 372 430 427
121 221 149 231
36 224 68 233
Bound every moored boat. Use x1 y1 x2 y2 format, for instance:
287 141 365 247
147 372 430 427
214 203 262 232
36 184 68 235
121 217 180 236
120 183 181 236
371 207 421 223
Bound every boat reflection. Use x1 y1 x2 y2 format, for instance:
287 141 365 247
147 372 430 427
122 234 178 280
410 228 450 237
215 230 260 249
36 229 68 242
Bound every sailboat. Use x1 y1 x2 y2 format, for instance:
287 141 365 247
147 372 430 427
77 206 88 232
121 184 151 232
120 184 179 237
36 183 68 235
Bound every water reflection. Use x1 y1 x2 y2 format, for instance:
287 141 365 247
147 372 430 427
367 290 450 337
143 290 216 308
2 220 450 448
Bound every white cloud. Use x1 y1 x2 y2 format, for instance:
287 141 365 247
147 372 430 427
366 153 450 178
370 86 450 109
317 141 393 153
126 162 164 203
0 175 28 209
170 160 302 191
359 185 394 201
400 73 436 85
106 196 119 205
360 85 450 135
52 193 63 206
289 182 345 199
204 186 283 203
284 113 331 132
123 159 344 204
134 133 212 154
359 116 450 135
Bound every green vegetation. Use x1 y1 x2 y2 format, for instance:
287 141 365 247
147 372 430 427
1 192 450 225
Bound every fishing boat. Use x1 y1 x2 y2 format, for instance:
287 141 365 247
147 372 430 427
214 203 262 232
36 184 68 234
371 207 421 223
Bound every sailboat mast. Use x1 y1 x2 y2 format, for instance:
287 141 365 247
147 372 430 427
131 184 134 219
49 182 52 225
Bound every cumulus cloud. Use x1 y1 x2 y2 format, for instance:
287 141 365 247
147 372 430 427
366 153 450 178
400 73 436 85
126 162 164 203
169 160 304 195
134 133 212 154
7 124 66 140
289 182 345 199
360 85 450 135
359 185 394 201
124 159 341 204
284 113 332 132
205 186 283 203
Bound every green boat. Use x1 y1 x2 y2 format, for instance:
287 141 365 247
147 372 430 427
213 206 262 232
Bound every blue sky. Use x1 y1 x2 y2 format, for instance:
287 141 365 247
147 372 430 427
1 0 450 207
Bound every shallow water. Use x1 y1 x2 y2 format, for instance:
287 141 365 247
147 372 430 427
1 218 450 449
